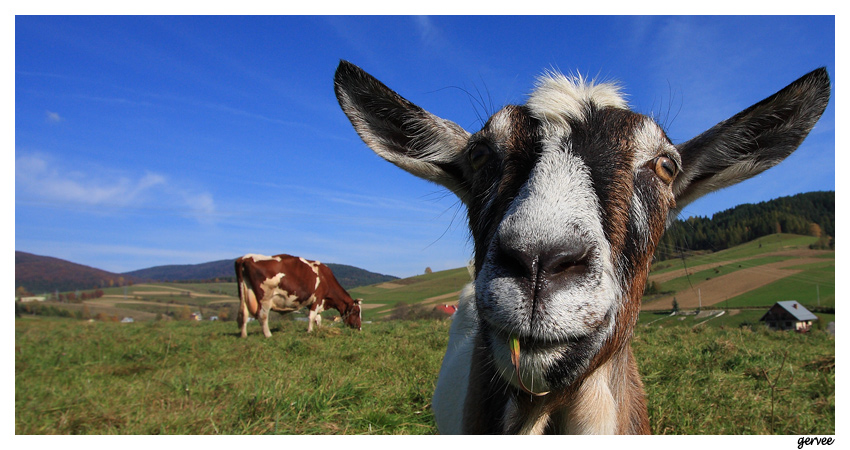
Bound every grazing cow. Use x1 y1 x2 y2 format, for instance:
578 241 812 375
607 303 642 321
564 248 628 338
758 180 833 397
334 61 830 434
235 253 362 336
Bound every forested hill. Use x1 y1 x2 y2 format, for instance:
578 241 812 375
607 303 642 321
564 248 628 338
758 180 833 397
655 191 834 261
123 259 398 290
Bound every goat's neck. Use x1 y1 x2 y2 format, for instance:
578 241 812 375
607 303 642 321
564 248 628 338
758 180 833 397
504 345 649 434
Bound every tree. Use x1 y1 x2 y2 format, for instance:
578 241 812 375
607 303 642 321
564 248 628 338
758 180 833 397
672 298 679 313
15 286 31 300
177 305 193 321
808 222 822 237
425 267 433 274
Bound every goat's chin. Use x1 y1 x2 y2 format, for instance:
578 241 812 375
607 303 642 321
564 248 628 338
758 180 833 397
485 313 614 394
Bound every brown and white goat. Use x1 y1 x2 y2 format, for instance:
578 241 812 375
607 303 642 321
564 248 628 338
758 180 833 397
334 61 830 434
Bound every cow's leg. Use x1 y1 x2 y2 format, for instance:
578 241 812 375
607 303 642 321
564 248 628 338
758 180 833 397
238 300 250 338
308 308 317 332
237 309 247 338
259 302 273 338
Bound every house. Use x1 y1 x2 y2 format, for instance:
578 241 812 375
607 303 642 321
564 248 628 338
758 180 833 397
760 301 818 332
19 296 46 303
121 317 134 323
190 312 203 321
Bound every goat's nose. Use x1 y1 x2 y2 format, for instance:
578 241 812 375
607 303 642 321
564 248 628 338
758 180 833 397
497 238 592 284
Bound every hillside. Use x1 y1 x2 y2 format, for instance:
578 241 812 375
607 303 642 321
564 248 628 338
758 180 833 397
122 259 235 282
16 252 398 295
15 251 139 294
348 233 833 320
123 258 398 290
656 191 834 261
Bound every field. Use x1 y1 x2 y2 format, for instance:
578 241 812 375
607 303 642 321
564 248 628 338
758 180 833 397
15 316 834 434
34 234 832 325
15 233 835 434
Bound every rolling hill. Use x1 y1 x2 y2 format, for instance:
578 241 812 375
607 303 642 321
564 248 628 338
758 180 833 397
349 233 833 320
15 251 140 294
15 252 398 294
123 258 398 290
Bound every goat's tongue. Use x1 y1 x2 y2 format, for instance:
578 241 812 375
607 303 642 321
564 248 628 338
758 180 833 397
509 335 549 397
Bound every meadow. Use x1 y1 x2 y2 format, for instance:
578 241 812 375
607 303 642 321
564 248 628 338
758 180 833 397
16 315 834 435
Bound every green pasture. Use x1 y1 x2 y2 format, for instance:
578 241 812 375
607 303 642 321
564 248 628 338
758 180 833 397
654 255 792 295
349 268 471 320
639 310 835 330
725 263 835 308
15 316 833 434
650 234 820 275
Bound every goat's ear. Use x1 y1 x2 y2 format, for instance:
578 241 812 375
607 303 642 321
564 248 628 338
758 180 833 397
334 60 471 201
672 68 831 212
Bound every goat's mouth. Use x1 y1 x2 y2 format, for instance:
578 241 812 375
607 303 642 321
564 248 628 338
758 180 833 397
484 308 614 394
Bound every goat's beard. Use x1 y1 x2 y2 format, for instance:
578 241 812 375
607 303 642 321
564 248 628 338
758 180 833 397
480 305 616 393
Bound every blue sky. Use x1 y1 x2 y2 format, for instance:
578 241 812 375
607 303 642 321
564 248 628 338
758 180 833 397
15 16 835 279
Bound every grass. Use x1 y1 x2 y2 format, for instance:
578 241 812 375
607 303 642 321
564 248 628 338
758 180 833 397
349 268 471 320
650 234 820 275
655 255 792 294
16 316 833 435
16 317 445 434
725 262 835 308
636 325 834 434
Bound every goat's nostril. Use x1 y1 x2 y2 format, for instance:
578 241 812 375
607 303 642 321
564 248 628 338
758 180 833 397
496 237 592 282
541 247 592 279
497 241 536 278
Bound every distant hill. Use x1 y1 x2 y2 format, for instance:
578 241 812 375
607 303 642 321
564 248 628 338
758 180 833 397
656 191 834 261
15 252 398 295
122 258 398 290
15 251 139 294
122 259 235 282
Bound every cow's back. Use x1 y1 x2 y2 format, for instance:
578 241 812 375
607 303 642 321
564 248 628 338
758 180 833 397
249 254 323 312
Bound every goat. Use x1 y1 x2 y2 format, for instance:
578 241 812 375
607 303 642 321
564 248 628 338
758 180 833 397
334 61 830 434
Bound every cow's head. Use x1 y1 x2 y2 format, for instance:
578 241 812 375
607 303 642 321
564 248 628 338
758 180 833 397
343 298 363 331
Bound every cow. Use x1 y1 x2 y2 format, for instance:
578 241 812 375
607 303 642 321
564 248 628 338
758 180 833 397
234 253 363 336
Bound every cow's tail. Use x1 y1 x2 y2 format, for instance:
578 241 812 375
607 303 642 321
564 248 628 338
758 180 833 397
235 258 250 328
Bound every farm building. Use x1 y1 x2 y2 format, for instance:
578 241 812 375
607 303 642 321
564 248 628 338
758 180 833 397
18 296 46 303
434 304 457 317
760 301 818 332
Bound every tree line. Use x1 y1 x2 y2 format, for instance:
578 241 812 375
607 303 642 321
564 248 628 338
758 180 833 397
655 191 834 261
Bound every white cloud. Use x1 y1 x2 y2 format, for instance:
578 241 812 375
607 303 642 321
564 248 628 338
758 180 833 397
15 152 216 223
45 111 63 123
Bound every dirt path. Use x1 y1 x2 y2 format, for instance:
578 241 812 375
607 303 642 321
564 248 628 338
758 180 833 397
360 303 387 310
648 248 831 284
642 257 828 311
420 290 461 306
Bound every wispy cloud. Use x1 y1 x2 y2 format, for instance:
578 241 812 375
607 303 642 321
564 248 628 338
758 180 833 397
45 111 63 123
15 152 217 223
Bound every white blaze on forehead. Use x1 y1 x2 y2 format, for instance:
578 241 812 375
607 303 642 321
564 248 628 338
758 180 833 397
485 107 517 140
244 253 282 262
526 71 627 128
631 117 680 168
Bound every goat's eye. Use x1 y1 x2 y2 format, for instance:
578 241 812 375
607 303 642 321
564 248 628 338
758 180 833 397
469 142 493 171
653 156 677 184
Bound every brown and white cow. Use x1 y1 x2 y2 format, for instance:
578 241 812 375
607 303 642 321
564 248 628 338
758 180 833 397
234 253 362 336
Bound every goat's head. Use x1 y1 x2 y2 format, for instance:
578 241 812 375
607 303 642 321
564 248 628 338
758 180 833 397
334 61 830 395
